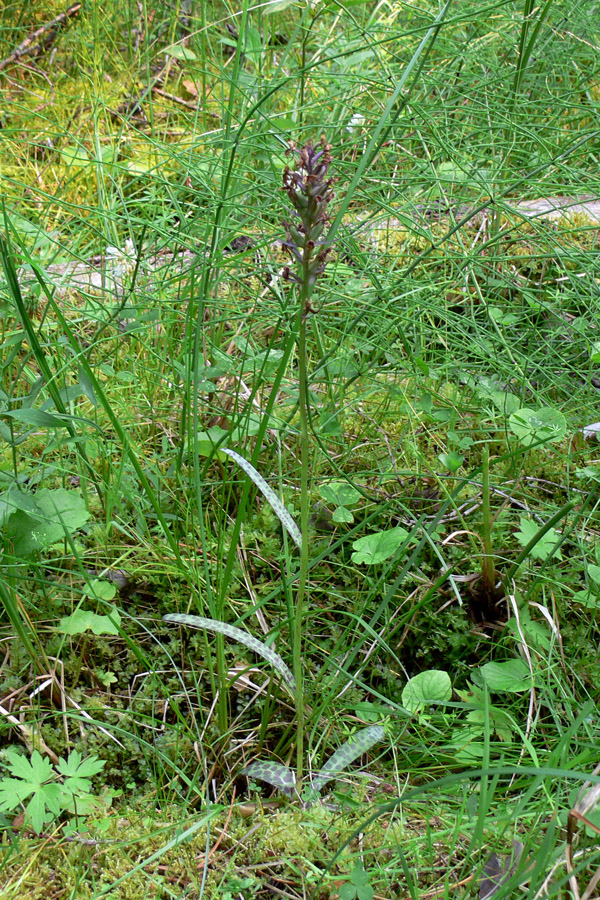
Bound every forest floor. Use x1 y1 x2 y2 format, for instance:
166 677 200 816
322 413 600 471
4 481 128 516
1 2 600 898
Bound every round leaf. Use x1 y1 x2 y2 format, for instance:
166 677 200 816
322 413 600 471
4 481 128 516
508 407 566 447
402 670 452 712
332 506 354 524
164 44 197 61
338 886 357 900
58 145 90 167
351 527 409 565
480 660 532 693
318 482 361 508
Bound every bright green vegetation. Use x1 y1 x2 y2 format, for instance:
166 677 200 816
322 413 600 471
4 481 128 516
1 0 600 897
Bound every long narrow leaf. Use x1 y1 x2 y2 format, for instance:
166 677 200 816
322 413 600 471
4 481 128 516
163 613 295 693
311 725 385 795
242 761 296 797
223 448 302 550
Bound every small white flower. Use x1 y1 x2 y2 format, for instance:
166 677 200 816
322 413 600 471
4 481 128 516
122 238 136 258
346 113 365 134
106 240 136 279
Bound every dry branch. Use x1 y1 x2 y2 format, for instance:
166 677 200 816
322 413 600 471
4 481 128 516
0 3 82 73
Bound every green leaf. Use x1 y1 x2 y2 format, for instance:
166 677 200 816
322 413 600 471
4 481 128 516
438 451 464 473
0 777 35 809
33 785 57 826
402 670 452 713
311 725 385 795
508 407 566 447
332 506 354 524
488 391 521 415
194 426 229 460
35 489 90 537
163 614 295 693
351 527 409 565
263 0 299 12
352 701 394 723
0 486 36 526
445 726 485 763
242 761 296 797
164 44 197 60
319 405 343 436
576 465 600 480
587 564 600 586
58 607 122 636
242 349 284 377
505 611 550 652
351 866 371 887
57 751 105 781
57 751 105 795
6 749 53 784
224 448 302 550
2 408 70 428
339 865 373 900
83 578 117 602
318 482 361 508
0 750 60 833
58 145 90 167
26 790 53 833
78 366 98 407
514 517 562 561
230 413 264 441
1 487 90 555
0 749 105 833
488 306 519 327
480 660 532 693
572 590 600 609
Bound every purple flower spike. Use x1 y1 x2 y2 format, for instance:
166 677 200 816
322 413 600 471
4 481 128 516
281 136 335 298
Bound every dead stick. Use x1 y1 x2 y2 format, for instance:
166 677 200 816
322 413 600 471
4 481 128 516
0 3 82 73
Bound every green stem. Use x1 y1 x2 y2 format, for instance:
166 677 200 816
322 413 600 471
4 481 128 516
481 443 495 595
294 261 312 785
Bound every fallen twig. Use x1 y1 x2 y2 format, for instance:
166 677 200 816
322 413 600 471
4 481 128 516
0 3 82 73
152 86 198 110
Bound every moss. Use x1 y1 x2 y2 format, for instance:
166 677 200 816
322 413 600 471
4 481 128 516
0 798 405 899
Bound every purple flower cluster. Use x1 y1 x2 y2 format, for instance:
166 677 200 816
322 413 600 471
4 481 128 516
281 136 335 293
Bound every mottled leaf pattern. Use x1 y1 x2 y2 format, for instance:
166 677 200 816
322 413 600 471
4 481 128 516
311 725 385 794
242 761 296 797
223 448 302 550
162 613 295 693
